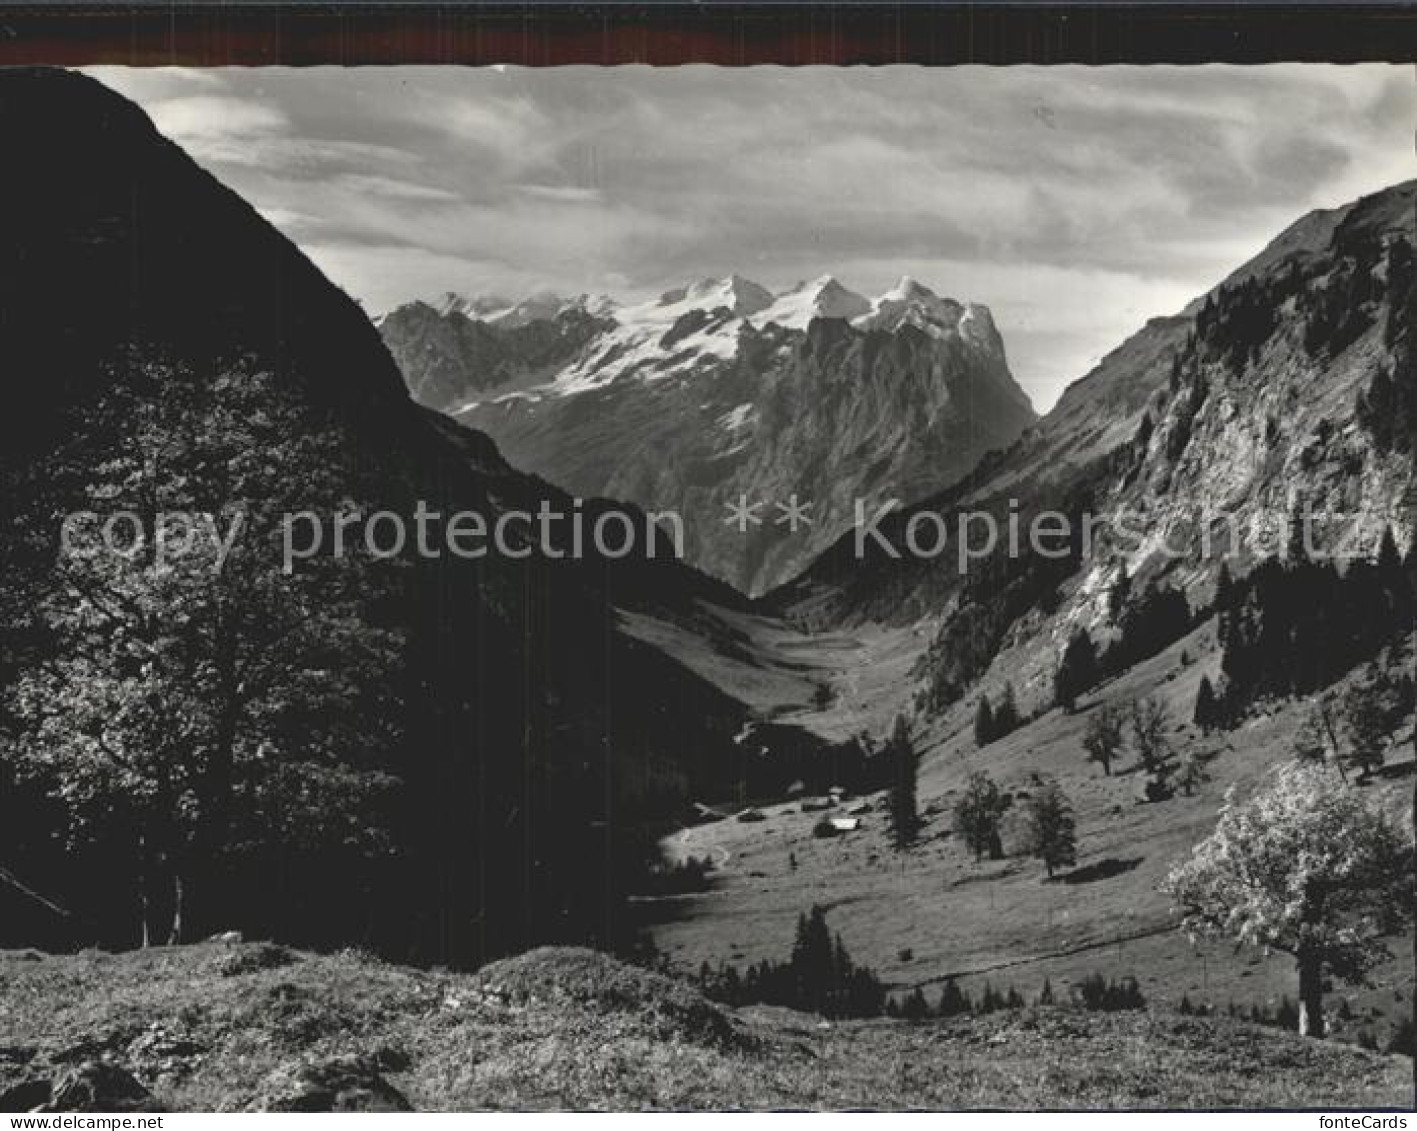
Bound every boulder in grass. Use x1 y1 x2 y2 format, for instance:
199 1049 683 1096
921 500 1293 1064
213 941 295 977
250 1055 412 1113
0 1079 53 1112
470 946 742 1048
41 1061 157 1112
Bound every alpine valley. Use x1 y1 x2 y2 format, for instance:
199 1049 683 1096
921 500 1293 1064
1 68 1413 1113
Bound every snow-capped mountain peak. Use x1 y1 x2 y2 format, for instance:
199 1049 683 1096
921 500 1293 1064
389 272 1016 409
754 275 871 330
435 291 513 320
856 276 966 337
486 292 578 329
651 275 775 320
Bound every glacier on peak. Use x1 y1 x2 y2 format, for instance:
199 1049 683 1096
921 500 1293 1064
754 275 872 330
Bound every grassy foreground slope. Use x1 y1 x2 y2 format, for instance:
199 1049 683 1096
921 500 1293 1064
1 942 1410 1111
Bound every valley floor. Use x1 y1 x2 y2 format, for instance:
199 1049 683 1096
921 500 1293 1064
646 621 1417 1048
1 942 1411 1111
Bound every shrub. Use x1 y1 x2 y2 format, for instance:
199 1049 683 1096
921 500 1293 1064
1387 1013 1413 1058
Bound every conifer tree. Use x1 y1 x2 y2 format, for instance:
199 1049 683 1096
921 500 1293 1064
886 714 920 848
994 683 1021 737
1193 675 1218 732
1341 678 1391 781
1108 562 1132 621
1054 628 1099 713
901 987 930 1020
1176 750 1210 796
1215 561 1236 617
973 694 995 747
1376 526 1413 626
937 978 970 1017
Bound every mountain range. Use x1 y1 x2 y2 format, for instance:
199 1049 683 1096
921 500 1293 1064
379 273 1037 594
757 176 1416 753
1 69 1412 1014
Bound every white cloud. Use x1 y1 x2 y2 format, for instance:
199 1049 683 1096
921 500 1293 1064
139 94 290 160
83 64 1415 411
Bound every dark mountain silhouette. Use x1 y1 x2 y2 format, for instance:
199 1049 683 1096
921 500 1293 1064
0 68 849 966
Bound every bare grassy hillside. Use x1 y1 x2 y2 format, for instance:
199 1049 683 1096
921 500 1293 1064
1 943 1410 1111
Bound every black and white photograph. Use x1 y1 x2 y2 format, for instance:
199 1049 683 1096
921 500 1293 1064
0 4 1414 1115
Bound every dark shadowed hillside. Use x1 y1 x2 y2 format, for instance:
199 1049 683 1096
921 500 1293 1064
0 68 840 967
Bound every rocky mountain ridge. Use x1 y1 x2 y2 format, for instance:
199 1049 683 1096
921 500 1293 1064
772 178 1416 726
381 273 1037 594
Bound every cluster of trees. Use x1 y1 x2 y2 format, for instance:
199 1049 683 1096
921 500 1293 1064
696 905 886 1019
1293 661 1416 783
890 978 1026 1020
1104 581 1193 675
1024 779 1078 878
1072 973 1148 1013
953 772 1078 878
913 491 1094 716
1192 675 1221 732
973 684 1022 746
889 972 1144 1020
639 854 717 897
1299 235 1386 360
1081 696 1205 799
1190 224 1398 372
1053 630 1098 714
1216 529 1413 717
1358 235 1415 454
1194 274 1283 370
1163 365 1211 464
1053 578 1194 715
1357 363 1417 456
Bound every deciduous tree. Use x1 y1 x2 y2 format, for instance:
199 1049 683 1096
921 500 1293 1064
1162 764 1413 1038
1082 703 1126 776
1024 778 1077 879
2 363 406 945
954 771 1008 862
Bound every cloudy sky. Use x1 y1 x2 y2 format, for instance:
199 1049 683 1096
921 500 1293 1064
90 65 1412 410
